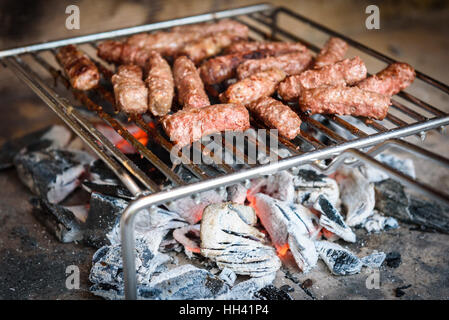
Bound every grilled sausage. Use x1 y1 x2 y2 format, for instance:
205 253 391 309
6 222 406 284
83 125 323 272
220 68 287 106
145 51 174 116
111 65 148 115
179 32 243 64
236 51 313 79
248 97 302 139
56 45 99 90
160 103 250 146
299 86 390 120
278 56 367 101
199 50 271 85
171 19 249 38
173 56 210 109
314 37 348 69
225 41 307 55
356 62 415 96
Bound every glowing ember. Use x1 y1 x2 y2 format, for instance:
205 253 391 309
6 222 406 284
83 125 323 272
95 123 148 154
115 128 148 153
276 243 290 257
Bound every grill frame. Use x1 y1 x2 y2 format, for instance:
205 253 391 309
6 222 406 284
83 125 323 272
1 3 449 299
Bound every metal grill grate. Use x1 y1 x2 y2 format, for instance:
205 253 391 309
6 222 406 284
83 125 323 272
1 3 449 299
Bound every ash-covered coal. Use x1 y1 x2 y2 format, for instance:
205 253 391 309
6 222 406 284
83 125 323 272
293 168 340 206
14 148 93 204
0 125 71 170
30 198 86 243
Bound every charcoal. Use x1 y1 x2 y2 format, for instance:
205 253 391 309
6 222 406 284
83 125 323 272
200 203 281 277
218 268 237 286
0 125 71 170
314 195 356 243
89 237 171 288
139 265 230 300
223 272 276 300
226 183 248 204
255 285 293 300
363 212 399 233
14 149 90 204
82 180 134 200
360 153 415 183
249 171 295 203
394 284 412 298
336 167 375 227
83 193 128 248
88 159 120 184
293 169 340 207
384 251 402 268
251 193 320 272
361 251 386 268
30 198 84 243
315 241 363 276
375 179 449 233
172 225 201 257
166 189 227 224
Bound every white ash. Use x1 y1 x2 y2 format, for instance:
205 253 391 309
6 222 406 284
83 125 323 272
221 272 276 300
219 268 237 286
200 203 281 277
293 169 340 207
314 195 356 243
172 224 201 258
361 251 387 269
363 211 399 233
165 188 228 224
250 193 320 272
14 149 89 204
226 183 248 204
248 171 295 203
315 241 363 276
360 153 416 183
335 167 375 227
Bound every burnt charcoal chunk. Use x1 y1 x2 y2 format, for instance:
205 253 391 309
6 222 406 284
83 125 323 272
384 251 402 268
83 193 128 248
394 284 411 297
89 159 120 184
31 198 84 243
0 125 71 170
255 285 293 300
82 181 134 200
375 179 449 234
14 149 88 204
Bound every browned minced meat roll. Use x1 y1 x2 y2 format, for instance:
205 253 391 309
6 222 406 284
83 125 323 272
278 56 367 101
199 50 271 85
179 32 243 64
111 65 148 115
56 45 99 90
356 62 415 96
173 56 210 109
225 41 307 55
220 68 287 106
313 37 348 69
248 97 302 140
145 51 174 117
171 19 249 38
160 104 250 146
236 51 313 79
299 86 391 120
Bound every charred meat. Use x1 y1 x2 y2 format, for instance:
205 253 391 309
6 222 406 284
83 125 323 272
225 41 307 55
313 37 348 69
299 85 391 120
56 45 100 90
160 103 250 146
220 68 287 105
145 51 174 116
173 56 210 109
247 97 301 140
278 56 367 101
236 51 312 79
111 65 148 114
357 62 415 96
